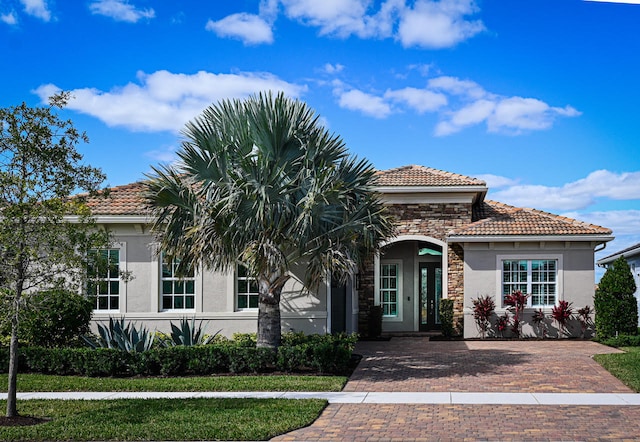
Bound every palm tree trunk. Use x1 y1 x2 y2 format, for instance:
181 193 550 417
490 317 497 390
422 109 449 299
257 277 284 349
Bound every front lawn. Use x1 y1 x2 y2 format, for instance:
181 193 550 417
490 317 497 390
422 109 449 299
594 346 640 392
0 373 347 392
0 398 326 441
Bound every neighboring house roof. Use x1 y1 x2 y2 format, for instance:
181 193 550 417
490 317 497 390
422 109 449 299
448 200 613 241
84 181 148 216
596 242 640 266
374 165 486 187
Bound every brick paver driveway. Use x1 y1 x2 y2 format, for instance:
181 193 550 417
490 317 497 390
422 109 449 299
275 338 640 441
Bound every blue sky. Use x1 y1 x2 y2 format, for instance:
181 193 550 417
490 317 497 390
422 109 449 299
1 0 639 272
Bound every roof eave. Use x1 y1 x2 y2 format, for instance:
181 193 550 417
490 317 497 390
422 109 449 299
447 234 615 243
66 215 154 224
596 246 640 265
375 185 487 194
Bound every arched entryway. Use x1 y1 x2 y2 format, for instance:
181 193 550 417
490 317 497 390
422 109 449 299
374 235 448 332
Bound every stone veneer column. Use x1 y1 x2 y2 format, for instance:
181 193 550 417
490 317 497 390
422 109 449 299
447 243 465 333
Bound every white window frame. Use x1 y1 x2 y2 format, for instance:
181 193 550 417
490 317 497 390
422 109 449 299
497 254 563 308
160 254 196 311
236 264 259 311
375 259 403 322
88 244 125 313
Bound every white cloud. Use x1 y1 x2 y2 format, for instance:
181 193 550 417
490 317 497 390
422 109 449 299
564 210 640 236
145 145 179 164
488 170 640 211
323 63 345 74
473 174 519 189
89 0 155 23
1 11 17 25
384 87 447 113
337 89 392 118
280 0 483 48
397 0 485 48
205 13 274 45
428 76 486 99
486 97 580 134
20 0 51 21
34 70 307 133
331 73 578 135
281 0 373 37
435 98 495 135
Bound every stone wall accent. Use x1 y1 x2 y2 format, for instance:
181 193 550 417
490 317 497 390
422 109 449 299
447 243 465 333
357 202 472 333
386 203 472 240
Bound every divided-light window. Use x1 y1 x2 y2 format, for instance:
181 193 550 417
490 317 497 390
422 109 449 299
237 264 259 310
380 263 399 317
87 249 120 311
161 255 195 310
502 259 557 307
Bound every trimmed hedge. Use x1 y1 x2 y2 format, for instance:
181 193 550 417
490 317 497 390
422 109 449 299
596 334 640 348
0 333 357 377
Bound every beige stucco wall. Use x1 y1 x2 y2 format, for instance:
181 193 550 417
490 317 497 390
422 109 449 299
90 224 328 337
462 241 597 338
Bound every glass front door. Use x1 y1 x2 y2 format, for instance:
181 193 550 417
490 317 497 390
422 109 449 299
419 262 442 331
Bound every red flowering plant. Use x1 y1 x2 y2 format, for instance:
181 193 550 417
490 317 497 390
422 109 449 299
495 313 509 338
531 308 548 338
472 295 495 339
503 290 529 338
551 300 574 338
576 305 594 338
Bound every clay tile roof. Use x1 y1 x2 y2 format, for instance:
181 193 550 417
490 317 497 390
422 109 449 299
83 181 149 216
448 200 613 237
374 165 485 187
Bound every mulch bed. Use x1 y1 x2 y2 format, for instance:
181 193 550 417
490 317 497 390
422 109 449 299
0 415 50 427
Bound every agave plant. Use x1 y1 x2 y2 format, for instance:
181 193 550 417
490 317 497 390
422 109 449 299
167 317 219 346
83 317 155 352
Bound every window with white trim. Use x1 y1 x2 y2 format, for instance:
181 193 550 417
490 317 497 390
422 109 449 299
380 262 400 317
236 264 259 310
161 255 195 310
87 249 120 311
502 259 557 307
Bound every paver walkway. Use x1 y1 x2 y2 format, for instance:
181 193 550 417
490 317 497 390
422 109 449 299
274 338 640 441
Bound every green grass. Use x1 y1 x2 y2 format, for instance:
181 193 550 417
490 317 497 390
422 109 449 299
0 398 327 441
0 373 347 392
594 346 640 392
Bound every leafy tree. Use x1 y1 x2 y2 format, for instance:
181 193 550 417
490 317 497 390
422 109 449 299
145 92 394 349
16 289 94 348
594 256 638 339
0 93 107 417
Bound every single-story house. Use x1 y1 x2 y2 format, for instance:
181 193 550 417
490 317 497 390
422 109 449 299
597 242 640 313
83 165 613 338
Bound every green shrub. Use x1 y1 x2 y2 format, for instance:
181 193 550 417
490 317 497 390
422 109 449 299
0 332 357 376
439 298 454 337
186 345 230 374
228 347 276 373
597 334 640 348
595 256 638 339
18 289 93 348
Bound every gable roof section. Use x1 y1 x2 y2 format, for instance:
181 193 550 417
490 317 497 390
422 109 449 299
448 200 613 242
596 242 640 266
375 165 485 187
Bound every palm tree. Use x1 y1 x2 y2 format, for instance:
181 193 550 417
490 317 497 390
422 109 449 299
144 92 395 348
